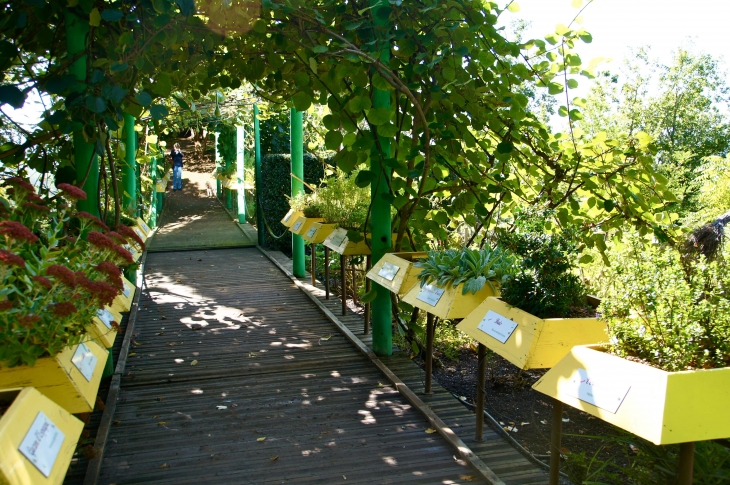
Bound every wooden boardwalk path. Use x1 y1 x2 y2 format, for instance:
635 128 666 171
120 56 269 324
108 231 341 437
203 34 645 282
83 174 547 484
96 248 479 484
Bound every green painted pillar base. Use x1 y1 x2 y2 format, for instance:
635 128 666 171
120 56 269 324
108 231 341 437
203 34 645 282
102 348 114 378
292 234 305 278
155 192 164 218
217 180 222 199
226 188 233 210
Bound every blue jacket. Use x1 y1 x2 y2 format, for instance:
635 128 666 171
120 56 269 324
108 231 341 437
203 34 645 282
171 150 183 167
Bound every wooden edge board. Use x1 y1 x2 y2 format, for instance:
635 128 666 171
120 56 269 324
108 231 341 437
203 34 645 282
83 251 148 485
257 245 505 485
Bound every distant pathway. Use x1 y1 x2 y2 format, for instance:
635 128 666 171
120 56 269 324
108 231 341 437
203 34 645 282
147 170 256 251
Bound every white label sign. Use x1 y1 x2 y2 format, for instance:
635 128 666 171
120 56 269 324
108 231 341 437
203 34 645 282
416 284 445 306
283 212 293 222
134 228 145 240
97 308 115 329
378 262 400 281
72 343 98 382
565 368 631 414
292 220 304 231
329 230 347 248
18 411 65 478
306 227 318 239
140 221 150 233
477 310 518 344
123 281 133 299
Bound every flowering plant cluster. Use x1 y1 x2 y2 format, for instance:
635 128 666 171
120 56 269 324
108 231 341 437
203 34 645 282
0 178 134 367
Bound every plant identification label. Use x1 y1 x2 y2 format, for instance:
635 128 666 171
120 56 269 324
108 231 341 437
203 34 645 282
72 343 98 382
329 229 347 248
123 280 134 299
477 310 518 344
416 284 445 306
140 220 150 233
306 227 318 239
19 411 65 477
134 227 145 240
283 211 293 222
378 262 400 281
292 220 304 231
565 368 630 414
97 308 115 329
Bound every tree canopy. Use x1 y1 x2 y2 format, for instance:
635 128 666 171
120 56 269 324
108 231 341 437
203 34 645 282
0 0 679 256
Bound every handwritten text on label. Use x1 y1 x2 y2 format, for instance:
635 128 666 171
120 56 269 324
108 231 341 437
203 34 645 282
565 368 631 414
19 411 65 478
477 310 518 344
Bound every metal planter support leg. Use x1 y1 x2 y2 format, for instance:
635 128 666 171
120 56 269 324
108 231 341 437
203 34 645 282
424 313 435 395
475 343 487 442
310 243 317 286
340 254 347 316
677 442 695 485
364 255 372 334
549 399 563 485
324 247 330 299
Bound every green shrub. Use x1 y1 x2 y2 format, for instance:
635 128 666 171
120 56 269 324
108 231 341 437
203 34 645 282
497 211 589 318
600 238 730 371
314 170 370 231
414 247 515 295
260 153 324 253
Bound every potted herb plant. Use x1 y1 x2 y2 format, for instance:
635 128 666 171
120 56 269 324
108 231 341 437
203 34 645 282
533 239 730 445
0 387 84 485
288 193 324 237
0 178 132 413
457 216 606 369
402 247 515 319
317 170 373 256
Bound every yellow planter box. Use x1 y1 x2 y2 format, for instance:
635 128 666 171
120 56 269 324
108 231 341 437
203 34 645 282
155 178 167 193
88 306 122 349
132 225 148 244
280 209 303 228
532 345 730 445
0 387 84 485
123 243 141 262
402 280 497 320
457 297 607 370
302 222 337 244
111 277 135 314
0 339 108 414
322 228 371 256
135 217 151 236
289 216 323 236
366 252 428 297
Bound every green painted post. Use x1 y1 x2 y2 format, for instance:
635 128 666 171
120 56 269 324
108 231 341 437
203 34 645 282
254 104 265 246
66 12 99 216
290 108 305 278
236 125 246 223
215 132 222 198
122 114 137 214
225 130 233 210
370 0 393 356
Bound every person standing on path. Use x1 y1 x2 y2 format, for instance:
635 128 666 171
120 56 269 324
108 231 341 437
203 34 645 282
171 143 184 191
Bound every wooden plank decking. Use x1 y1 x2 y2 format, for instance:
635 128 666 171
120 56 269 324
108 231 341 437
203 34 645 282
96 248 479 484
263 251 548 485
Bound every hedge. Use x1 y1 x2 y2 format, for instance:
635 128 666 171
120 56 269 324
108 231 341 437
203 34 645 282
260 153 324 253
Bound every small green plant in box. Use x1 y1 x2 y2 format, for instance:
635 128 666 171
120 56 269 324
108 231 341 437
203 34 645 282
316 170 370 237
497 211 590 318
414 246 516 295
600 237 730 372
